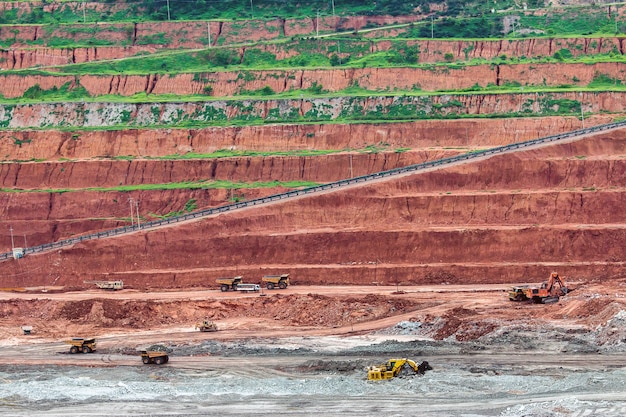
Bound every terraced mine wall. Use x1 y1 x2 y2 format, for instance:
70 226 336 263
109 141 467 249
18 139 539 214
2 61 624 98
3 35 625 70
0 92 619 129
0 14 422 51
1 130 625 288
0 116 606 160
0 115 612 249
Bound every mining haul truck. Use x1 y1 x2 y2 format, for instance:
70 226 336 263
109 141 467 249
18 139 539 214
262 274 290 290
141 350 169 365
66 338 97 354
216 276 243 292
141 345 169 365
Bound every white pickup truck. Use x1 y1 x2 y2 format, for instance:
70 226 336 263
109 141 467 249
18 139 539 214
235 283 261 292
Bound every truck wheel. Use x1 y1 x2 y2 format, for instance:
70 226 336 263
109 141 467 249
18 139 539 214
279 282 287 289
164 356 169 363
142 357 150 364
266 283 275 290
70 346 79 354
154 357 164 365
82 346 91 354
220 285 229 292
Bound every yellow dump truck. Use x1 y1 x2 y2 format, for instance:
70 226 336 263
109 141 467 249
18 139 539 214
216 276 243 292
262 274 290 290
141 350 169 365
65 338 97 354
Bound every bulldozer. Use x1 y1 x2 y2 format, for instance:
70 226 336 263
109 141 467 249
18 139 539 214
195 320 218 332
65 338 97 354
367 358 432 381
509 272 568 304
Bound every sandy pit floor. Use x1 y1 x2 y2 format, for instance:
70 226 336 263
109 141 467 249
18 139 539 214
1 284 626 416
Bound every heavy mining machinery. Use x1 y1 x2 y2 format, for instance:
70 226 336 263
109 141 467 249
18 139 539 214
509 272 568 304
367 358 432 380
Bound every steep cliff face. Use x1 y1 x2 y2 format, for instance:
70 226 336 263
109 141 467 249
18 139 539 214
0 151 460 189
1 130 624 288
0 46 158 70
5 62 624 98
0 116 607 161
0 187 281 248
0 92 620 129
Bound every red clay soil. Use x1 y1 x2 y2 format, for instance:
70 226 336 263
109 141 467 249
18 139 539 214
1 129 625 289
0 116 611 248
0 150 463 190
1 281 625 344
0 116 599 161
2 61 624 98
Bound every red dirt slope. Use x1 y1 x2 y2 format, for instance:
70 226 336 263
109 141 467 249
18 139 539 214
1 129 625 289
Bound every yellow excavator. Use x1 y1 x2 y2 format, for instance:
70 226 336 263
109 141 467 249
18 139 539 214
367 358 432 380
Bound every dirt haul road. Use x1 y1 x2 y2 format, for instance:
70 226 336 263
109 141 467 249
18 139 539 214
1 283 626 416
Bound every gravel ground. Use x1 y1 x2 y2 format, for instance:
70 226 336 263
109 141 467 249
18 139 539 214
1 331 626 417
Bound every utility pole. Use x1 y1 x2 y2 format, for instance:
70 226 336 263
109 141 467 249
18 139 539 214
9 226 14 251
129 198 135 226
349 154 353 177
207 21 211 47
331 0 335 16
135 200 141 228
580 93 585 129
82 2 86 23
250 0 254 18
338 41 341 65
316 9 320 38
431 16 434 38
166 0 171 21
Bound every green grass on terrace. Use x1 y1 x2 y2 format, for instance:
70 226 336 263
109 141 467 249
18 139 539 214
0 180 320 194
